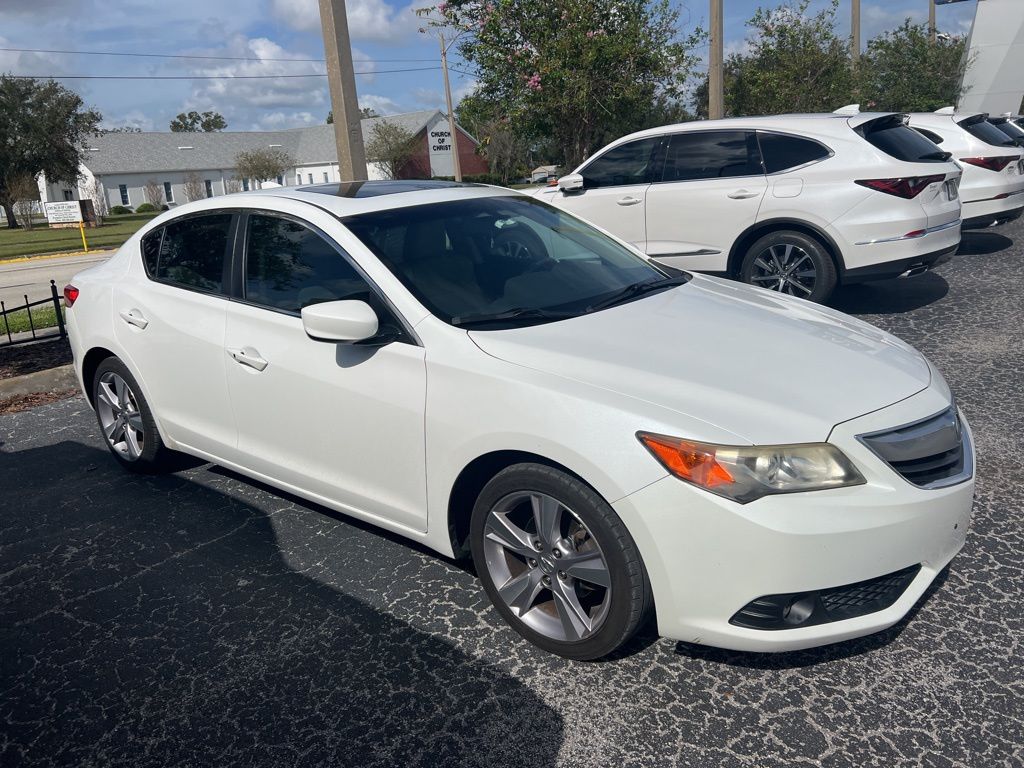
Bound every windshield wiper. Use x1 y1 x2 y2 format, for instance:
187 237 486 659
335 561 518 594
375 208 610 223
451 307 581 328
586 274 690 312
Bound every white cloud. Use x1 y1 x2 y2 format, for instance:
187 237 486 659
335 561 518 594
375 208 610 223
359 93 403 115
250 111 320 130
101 110 155 131
269 0 420 44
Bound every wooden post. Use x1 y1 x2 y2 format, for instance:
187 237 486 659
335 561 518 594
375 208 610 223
319 0 368 181
709 0 724 119
440 33 463 182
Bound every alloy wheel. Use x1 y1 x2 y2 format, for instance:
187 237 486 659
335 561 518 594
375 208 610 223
483 491 612 642
749 243 817 296
96 371 145 461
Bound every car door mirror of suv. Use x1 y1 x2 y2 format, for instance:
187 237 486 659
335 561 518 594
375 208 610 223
557 173 584 193
301 300 379 343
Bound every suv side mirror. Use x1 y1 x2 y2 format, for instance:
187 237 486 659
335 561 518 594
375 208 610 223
301 300 379 343
557 173 584 193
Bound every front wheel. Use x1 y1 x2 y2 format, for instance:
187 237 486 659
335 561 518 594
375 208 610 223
470 463 651 660
739 230 837 303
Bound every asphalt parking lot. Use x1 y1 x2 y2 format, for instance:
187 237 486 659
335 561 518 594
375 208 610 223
2 217 1023 767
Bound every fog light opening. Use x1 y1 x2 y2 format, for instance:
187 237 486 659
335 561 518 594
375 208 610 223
783 595 817 626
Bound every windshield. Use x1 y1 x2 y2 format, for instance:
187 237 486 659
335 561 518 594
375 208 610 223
342 196 674 327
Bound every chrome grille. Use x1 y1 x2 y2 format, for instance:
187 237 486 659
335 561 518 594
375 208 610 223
858 406 972 489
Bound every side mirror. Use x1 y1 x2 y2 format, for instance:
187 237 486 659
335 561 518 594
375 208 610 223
557 173 584 193
301 300 379 343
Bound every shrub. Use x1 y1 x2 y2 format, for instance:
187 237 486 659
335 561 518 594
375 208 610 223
134 202 157 213
160 204 169 211
109 205 132 215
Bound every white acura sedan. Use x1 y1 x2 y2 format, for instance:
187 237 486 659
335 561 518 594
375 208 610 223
65 181 974 660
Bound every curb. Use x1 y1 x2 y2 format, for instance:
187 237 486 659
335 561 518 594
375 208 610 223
0 248 116 266
0 364 78 399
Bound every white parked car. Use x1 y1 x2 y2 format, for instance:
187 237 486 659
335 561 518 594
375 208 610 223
988 114 1024 148
531 112 963 303
907 108 1024 229
65 182 974 659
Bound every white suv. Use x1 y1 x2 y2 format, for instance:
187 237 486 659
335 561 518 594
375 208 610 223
532 113 962 303
907 108 1024 229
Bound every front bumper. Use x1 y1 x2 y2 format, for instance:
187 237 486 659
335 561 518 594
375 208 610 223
614 387 974 652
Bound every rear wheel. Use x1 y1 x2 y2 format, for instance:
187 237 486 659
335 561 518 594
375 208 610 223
92 357 175 473
740 230 837 303
470 463 651 660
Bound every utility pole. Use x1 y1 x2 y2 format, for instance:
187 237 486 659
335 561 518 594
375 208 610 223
319 0 367 181
439 32 463 182
851 0 861 65
929 0 937 44
709 0 724 120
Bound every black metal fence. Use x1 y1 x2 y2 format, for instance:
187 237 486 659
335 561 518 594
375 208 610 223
0 280 67 347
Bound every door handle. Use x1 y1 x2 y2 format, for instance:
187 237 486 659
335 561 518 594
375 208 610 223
119 309 149 329
227 346 269 372
616 196 642 206
727 189 760 199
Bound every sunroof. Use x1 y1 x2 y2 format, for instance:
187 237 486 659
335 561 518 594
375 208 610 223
297 180 483 198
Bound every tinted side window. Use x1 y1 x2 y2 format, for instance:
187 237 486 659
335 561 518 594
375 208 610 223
244 214 369 313
580 137 661 188
661 131 761 182
758 132 830 173
156 214 233 293
141 229 161 277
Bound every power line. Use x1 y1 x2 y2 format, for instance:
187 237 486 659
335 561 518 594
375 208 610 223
6 67 440 80
0 46 435 64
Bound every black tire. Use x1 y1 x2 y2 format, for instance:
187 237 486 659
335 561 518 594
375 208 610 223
739 230 837 303
470 463 652 660
91 356 175 473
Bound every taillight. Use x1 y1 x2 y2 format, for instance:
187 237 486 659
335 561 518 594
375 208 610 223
855 175 945 199
960 156 1015 172
63 284 79 307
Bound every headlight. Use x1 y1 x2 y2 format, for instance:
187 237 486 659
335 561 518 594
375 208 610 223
637 432 866 503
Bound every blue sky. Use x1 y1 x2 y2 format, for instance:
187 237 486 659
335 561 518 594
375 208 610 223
0 0 977 132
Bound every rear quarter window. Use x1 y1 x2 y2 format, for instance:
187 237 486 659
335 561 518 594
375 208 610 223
757 132 831 173
141 229 161 277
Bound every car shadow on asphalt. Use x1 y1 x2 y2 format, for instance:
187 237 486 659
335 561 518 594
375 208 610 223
830 272 950 315
672 566 951 670
956 230 1014 256
0 440 565 767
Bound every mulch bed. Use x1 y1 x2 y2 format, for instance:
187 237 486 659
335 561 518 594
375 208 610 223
0 338 72 380
0 388 80 415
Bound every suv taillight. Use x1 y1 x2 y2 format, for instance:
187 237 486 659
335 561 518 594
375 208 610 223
63 284 79 307
960 156 1015 172
855 175 945 199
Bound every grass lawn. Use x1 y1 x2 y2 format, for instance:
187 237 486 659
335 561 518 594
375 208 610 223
0 213 158 261
1 304 62 335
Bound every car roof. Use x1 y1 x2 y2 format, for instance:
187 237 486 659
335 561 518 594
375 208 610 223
241 180 522 216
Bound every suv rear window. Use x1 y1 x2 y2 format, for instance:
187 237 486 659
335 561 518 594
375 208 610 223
757 132 830 173
858 116 949 162
959 116 1017 148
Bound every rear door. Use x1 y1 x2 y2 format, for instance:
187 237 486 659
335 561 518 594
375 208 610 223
547 136 663 248
645 130 766 272
113 212 237 455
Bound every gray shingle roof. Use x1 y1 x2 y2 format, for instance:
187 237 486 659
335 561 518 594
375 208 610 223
83 110 445 174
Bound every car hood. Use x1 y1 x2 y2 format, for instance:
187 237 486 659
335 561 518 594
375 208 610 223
469 276 931 444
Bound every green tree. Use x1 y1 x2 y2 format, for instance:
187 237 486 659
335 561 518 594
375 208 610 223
0 75 102 229
233 147 295 188
697 0 853 118
365 120 419 179
857 21 968 112
427 0 701 167
170 110 227 132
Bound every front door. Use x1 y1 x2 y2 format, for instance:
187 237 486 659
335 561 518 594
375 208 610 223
222 211 428 532
545 136 664 249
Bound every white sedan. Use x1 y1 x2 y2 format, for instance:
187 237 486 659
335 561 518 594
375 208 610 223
65 181 974 659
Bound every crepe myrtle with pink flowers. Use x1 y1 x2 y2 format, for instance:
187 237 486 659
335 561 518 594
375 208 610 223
419 0 702 167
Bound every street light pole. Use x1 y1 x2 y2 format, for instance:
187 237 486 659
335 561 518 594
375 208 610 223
929 0 937 44
439 32 463 182
851 0 861 64
709 0 724 119
318 0 367 181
